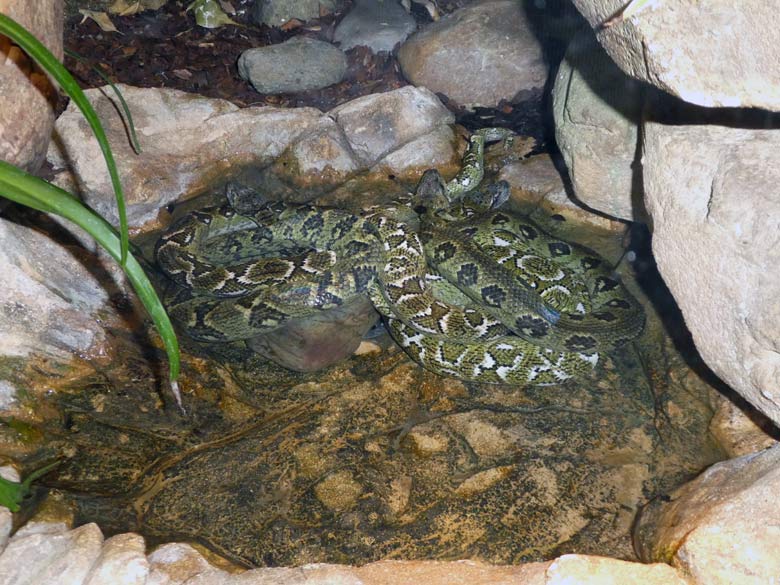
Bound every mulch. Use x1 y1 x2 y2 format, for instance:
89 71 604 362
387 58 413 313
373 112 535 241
63 0 554 145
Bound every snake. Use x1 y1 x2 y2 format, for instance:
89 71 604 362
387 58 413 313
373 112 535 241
155 128 645 385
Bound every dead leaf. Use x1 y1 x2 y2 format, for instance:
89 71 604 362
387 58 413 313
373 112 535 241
78 10 122 33
171 69 193 80
280 18 304 31
108 0 168 16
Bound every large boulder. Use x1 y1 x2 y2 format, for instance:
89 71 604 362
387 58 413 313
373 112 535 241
571 0 780 111
643 121 780 427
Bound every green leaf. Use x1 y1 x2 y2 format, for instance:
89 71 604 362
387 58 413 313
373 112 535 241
0 461 60 513
0 13 130 266
0 161 180 390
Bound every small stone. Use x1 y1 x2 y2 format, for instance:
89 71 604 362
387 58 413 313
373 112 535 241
334 0 417 53
246 295 379 372
314 470 362 511
238 37 347 94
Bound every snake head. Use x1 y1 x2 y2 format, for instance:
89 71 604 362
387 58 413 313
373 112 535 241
413 169 451 214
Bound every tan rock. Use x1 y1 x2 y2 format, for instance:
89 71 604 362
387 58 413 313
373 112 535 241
644 122 780 427
328 86 454 166
709 396 778 458
48 85 324 228
84 533 149 585
572 0 780 111
0 522 104 585
545 554 688 585
635 444 780 585
0 0 62 171
147 543 230 585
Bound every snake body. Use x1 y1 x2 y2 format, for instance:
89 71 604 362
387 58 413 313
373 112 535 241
156 129 645 385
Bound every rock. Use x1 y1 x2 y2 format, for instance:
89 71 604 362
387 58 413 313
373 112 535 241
246 295 379 372
708 396 778 459
333 0 417 53
397 0 547 108
329 86 454 166
370 124 457 177
47 85 324 229
0 0 62 171
643 121 780 427
252 0 336 26
545 555 688 585
265 116 361 200
500 153 626 234
571 0 780 111
635 444 780 585
238 37 347 95
147 543 229 584
552 30 646 222
0 217 126 361
0 523 104 585
83 533 148 585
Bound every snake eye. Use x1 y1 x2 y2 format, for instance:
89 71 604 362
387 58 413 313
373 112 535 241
414 205 428 215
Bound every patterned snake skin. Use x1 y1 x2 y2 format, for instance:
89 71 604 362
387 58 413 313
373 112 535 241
156 129 645 385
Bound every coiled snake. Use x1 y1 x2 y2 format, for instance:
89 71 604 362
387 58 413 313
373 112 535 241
156 129 645 385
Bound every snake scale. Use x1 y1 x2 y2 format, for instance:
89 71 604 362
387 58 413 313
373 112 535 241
156 128 645 385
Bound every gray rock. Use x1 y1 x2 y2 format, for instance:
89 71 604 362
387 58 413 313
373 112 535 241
0 217 122 361
47 85 324 228
252 0 336 26
238 37 347 94
329 85 454 165
552 30 646 222
397 0 548 108
571 0 780 111
333 0 417 53
643 121 780 427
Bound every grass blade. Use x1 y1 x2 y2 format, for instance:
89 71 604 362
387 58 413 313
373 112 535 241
0 13 131 265
64 49 142 155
